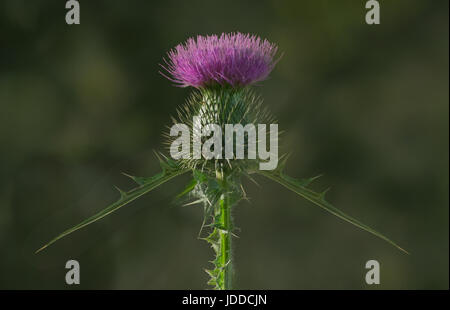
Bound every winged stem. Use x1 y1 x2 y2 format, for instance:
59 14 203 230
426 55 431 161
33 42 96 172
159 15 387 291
216 169 233 289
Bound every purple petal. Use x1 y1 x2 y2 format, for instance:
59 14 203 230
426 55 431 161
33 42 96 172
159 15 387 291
161 32 279 88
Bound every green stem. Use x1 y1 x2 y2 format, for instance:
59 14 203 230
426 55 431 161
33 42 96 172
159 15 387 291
217 170 233 290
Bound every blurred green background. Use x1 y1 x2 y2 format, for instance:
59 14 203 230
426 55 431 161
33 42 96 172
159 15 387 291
0 0 448 289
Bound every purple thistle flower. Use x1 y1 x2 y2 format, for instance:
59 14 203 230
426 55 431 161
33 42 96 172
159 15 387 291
160 32 279 88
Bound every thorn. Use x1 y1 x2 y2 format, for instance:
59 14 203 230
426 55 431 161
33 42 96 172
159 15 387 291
319 187 331 199
299 174 324 187
114 185 127 198
226 159 232 169
182 199 204 207
121 172 144 185
398 247 410 255
204 269 213 276
35 245 47 254
310 174 323 183
153 151 168 169
244 173 259 186
277 152 291 173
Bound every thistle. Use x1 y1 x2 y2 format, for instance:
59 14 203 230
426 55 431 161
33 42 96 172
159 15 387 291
37 32 408 290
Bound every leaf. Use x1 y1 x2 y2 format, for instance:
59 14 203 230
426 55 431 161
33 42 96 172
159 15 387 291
175 178 197 200
257 170 409 254
36 157 190 253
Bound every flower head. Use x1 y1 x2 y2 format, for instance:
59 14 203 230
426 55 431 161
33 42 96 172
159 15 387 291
161 32 279 88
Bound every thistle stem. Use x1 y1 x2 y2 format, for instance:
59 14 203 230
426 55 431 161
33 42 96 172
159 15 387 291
216 170 233 290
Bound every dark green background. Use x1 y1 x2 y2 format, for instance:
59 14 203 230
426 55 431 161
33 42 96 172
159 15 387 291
0 0 448 289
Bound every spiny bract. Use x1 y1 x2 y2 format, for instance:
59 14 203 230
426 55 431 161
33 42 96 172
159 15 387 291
163 86 278 176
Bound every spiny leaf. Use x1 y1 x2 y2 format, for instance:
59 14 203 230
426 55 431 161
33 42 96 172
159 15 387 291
257 170 409 254
201 228 220 253
175 178 197 200
205 268 220 278
154 151 180 172
36 163 190 254
282 172 323 188
121 172 152 186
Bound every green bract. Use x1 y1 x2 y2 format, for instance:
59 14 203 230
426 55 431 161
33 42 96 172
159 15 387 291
163 86 276 174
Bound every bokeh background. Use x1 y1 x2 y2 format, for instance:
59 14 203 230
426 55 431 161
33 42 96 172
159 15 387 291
0 0 448 289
